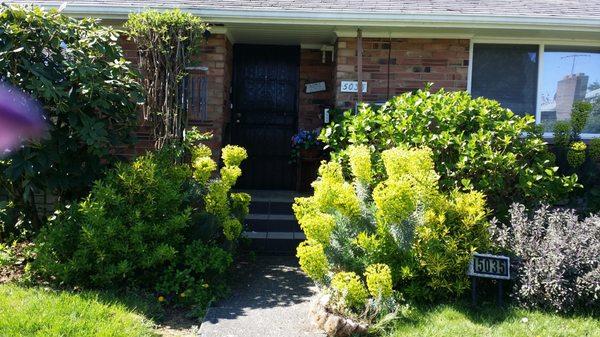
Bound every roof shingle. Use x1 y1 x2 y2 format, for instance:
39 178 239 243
9 0 600 19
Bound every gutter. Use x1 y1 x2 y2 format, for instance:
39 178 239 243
32 4 600 32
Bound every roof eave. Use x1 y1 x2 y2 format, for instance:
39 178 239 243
42 4 600 32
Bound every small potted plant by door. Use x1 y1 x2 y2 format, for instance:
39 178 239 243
291 129 324 192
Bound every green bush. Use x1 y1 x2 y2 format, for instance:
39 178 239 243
551 102 600 213
295 145 491 316
570 101 593 138
0 5 142 235
330 271 369 310
321 88 578 216
553 121 572 148
567 141 587 169
34 144 249 306
589 139 600 162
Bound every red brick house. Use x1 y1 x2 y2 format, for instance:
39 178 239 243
12 1 600 192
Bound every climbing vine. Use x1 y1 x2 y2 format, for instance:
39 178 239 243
125 10 208 149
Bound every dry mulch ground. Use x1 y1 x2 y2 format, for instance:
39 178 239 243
0 241 32 284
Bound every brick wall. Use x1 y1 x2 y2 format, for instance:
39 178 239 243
335 37 470 109
190 34 232 158
298 49 335 130
118 35 469 157
118 34 232 158
119 35 154 157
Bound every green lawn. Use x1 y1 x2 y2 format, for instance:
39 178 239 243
386 302 600 337
0 284 158 337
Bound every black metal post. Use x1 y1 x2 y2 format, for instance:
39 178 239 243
497 280 504 307
471 277 477 306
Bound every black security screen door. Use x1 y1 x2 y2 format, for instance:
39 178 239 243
230 44 300 190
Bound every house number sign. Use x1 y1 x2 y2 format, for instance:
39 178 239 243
468 253 510 280
340 81 367 93
467 253 511 306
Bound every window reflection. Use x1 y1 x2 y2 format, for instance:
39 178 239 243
540 49 600 133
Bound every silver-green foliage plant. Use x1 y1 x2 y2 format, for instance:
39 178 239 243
490 204 600 312
295 145 491 321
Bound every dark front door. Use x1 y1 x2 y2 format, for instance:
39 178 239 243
230 44 299 190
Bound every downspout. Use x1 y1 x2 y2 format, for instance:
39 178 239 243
357 28 363 103
387 34 392 99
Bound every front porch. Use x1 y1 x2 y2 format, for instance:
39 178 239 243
133 27 471 191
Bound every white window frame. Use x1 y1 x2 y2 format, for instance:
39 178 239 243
467 38 600 139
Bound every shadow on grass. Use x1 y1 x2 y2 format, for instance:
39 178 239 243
7 279 201 333
82 288 209 333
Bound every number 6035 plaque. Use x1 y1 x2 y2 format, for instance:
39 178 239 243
467 253 510 280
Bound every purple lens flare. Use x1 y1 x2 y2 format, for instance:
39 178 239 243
0 84 46 155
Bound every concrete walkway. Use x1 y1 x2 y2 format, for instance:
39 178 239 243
199 256 325 337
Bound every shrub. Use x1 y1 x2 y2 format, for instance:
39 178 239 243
552 102 600 213
34 144 249 306
321 88 578 216
294 145 491 312
0 5 142 235
553 121 572 148
490 204 600 312
296 240 329 282
330 271 369 310
590 138 600 162
567 141 587 168
365 264 393 299
571 101 592 138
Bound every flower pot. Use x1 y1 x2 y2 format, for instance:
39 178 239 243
299 148 322 160
296 148 322 192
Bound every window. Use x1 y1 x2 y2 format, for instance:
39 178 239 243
471 44 539 117
540 48 600 134
185 67 209 121
470 43 600 137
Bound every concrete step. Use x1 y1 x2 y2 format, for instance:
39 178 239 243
244 214 300 232
249 200 294 215
238 190 305 255
243 231 305 255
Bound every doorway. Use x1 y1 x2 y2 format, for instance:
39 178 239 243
230 44 300 190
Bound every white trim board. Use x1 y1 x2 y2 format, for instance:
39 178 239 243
471 37 600 48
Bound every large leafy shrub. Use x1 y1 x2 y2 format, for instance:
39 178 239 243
295 145 491 318
0 5 142 235
321 88 578 216
34 143 249 306
490 204 600 312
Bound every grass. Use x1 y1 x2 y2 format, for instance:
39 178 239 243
386 301 600 337
0 283 158 337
